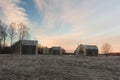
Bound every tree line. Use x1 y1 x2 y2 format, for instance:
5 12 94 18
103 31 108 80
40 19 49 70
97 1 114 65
0 20 30 48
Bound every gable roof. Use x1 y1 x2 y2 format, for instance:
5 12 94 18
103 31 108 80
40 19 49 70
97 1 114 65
81 44 98 50
13 40 38 46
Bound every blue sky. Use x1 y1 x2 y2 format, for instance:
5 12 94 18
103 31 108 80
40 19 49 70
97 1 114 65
0 0 120 52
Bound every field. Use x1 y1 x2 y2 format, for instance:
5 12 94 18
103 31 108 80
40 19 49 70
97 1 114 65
0 54 120 80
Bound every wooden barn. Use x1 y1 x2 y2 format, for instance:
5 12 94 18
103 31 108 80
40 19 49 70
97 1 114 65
75 44 98 56
12 40 38 54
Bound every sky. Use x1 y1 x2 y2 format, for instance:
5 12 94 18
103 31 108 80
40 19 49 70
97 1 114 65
0 0 120 53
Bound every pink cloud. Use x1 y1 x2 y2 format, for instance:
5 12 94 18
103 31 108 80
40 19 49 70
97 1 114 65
34 0 120 53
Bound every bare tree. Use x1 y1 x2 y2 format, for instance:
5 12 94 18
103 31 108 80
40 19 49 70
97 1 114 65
17 23 30 40
101 43 112 56
0 20 3 47
8 23 17 47
2 25 7 47
0 20 7 47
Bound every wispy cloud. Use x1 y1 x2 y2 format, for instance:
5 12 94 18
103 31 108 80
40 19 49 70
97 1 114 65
34 0 120 52
34 0 95 34
0 0 29 25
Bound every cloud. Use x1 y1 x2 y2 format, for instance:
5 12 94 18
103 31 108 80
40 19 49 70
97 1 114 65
34 0 96 35
35 33 81 52
34 0 95 51
0 0 29 25
34 0 120 52
34 0 47 12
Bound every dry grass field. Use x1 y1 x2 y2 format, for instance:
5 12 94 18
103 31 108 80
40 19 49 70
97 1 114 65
0 54 120 80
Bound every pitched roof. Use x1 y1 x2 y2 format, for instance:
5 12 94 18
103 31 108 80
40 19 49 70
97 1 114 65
13 40 38 46
81 44 98 50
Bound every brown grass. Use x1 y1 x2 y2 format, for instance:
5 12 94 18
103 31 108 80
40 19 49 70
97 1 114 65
0 54 120 80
